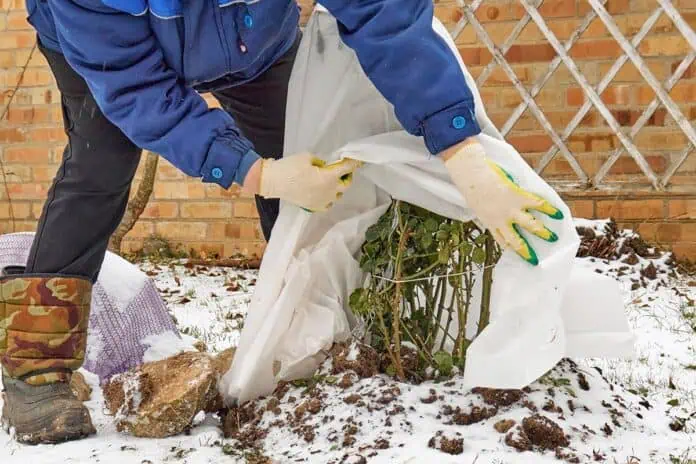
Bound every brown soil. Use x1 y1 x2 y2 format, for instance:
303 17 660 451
521 414 570 449
505 428 532 452
428 431 464 455
494 419 516 433
330 343 379 378
576 220 661 261
577 372 590 391
472 387 523 407
443 405 498 425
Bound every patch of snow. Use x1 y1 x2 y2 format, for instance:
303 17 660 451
95 252 148 314
141 330 196 363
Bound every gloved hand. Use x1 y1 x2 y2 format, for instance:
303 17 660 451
258 153 362 212
443 140 564 266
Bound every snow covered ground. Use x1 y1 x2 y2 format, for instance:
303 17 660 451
1 220 694 463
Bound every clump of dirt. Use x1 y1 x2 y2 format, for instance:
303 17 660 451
374 438 390 449
330 343 379 378
472 387 523 407
338 374 355 389
521 414 570 449
641 262 658 280
494 419 516 433
442 404 498 425
378 344 419 380
505 428 532 452
577 372 590 391
428 431 464 455
576 220 661 260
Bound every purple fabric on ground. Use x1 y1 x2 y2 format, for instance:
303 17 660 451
0 232 179 384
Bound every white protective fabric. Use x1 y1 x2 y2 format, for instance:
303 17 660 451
222 9 635 403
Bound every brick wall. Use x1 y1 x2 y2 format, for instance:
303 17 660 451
1 0 695 258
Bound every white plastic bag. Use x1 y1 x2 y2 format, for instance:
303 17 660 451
222 9 634 403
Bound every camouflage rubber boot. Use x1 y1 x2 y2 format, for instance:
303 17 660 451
0 268 96 444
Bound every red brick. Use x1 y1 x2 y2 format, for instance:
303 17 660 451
514 0 576 18
7 12 31 30
506 43 556 64
32 166 58 182
154 182 206 200
671 242 696 260
233 200 259 218
596 199 663 220
0 201 31 219
434 4 463 24
3 145 51 163
507 134 553 153
458 47 492 66
669 82 696 104
26 127 66 143
156 161 185 181
124 221 155 239
141 201 178 219
570 40 621 59
0 128 26 143
6 183 49 200
5 107 54 124
205 183 244 199
566 200 594 218
155 222 207 240
600 85 633 106
638 36 691 57
668 199 696 220
566 87 585 106
0 31 35 49
610 109 667 127
180 201 232 219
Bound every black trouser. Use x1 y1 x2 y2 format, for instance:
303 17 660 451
25 39 299 283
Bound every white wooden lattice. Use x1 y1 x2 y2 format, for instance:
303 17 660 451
447 0 696 191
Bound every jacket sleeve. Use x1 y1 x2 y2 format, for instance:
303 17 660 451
318 0 481 155
48 0 260 189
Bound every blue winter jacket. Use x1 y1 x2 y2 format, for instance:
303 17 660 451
26 0 481 189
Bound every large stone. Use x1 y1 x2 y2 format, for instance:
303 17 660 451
103 348 235 438
70 372 92 402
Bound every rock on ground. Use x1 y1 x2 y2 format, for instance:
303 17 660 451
70 371 92 402
103 348 235 438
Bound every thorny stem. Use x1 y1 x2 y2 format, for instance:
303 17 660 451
478 231 496 336
390 202 408 381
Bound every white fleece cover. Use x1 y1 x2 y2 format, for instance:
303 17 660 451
222 8 635 403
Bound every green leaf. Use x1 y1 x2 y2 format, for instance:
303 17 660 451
667 398 680 407
425 218 439 233
421 234 433 250
365 225 380 242
433 351 453 376
386 364 396 377
472 247 486 264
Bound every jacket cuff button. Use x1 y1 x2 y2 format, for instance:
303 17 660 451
211 167 223 179
452 116 467 129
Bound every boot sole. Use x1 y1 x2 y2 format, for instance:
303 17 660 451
2 402 96 445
